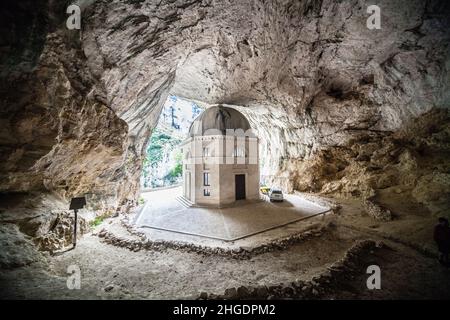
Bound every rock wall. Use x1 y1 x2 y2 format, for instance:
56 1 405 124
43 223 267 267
292 109 450 216
1 1 134 212
0 0 449 215
0 192 88 262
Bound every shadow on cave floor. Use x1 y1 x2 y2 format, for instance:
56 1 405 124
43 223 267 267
1 193 449 300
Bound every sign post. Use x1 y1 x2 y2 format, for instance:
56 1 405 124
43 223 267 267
69 197 86 248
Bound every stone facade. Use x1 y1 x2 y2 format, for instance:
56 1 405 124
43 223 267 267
180 106 259 207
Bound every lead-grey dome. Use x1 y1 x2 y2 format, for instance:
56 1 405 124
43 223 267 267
188 106 251 137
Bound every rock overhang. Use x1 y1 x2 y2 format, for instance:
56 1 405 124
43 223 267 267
0 0 449 211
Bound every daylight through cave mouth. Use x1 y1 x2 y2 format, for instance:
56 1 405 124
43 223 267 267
140 96 202 190
1 0 450 301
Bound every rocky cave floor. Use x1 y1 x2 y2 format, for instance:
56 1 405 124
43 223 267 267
1 190 449 300
1 0 450 301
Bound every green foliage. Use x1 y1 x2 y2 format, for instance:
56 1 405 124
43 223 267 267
164 150 183 183
90 215 105 228
89 210 115 228
167 163 182 179
141 128 183 188
146 130 174 168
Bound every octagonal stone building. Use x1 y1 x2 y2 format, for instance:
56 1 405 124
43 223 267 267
180 106 260 207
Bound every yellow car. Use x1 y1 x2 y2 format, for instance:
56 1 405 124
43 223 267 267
260 186 270 195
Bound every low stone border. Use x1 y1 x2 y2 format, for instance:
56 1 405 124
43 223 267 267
362 197 392 221
121 216 147 240
197 240 386 300
97 222 330 260
341 224 437 258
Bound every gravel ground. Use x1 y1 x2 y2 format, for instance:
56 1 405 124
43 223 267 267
1 197 449 300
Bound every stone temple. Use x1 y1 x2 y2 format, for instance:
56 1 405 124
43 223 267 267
180 106 259 207
1 0 450 300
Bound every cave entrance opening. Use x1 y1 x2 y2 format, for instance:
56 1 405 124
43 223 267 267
140 95 202 191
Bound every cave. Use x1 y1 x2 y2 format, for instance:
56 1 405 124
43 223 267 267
140 95 201 190
1 0 450 302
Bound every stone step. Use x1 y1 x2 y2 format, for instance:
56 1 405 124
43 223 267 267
176 196 194 208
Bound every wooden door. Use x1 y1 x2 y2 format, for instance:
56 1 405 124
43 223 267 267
235 174 246 200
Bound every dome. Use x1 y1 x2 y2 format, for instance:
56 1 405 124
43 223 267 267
188 106 251 137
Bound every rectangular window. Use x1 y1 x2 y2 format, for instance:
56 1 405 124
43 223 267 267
234 147 245 157
204 189 210 196
203 172 210 186
202 147 210 157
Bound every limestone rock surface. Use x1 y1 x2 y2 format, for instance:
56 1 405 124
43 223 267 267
0 0 449 218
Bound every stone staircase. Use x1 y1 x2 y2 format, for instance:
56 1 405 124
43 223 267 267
176 195 194 208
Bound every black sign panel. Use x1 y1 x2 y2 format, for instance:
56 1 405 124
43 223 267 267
69 197 86 210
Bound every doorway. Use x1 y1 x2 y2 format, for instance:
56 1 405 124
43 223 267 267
235 174 246 200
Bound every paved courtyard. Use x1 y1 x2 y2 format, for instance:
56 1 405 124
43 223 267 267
135 187 330 241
